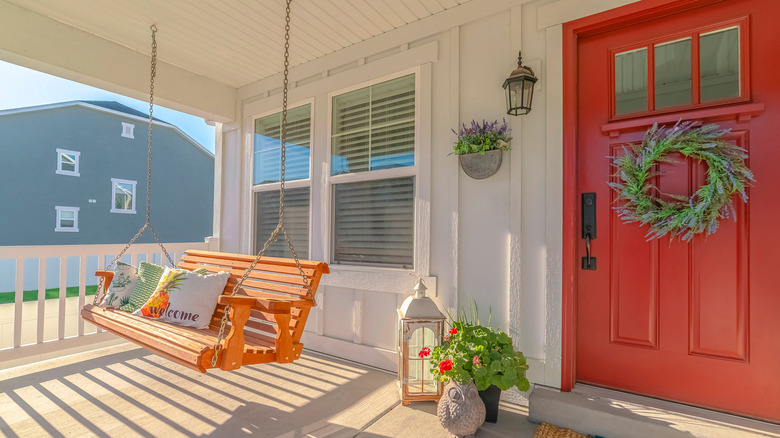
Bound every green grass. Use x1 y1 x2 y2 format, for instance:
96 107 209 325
0 285 98 305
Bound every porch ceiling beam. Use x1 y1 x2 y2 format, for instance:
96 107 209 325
0 0 236 123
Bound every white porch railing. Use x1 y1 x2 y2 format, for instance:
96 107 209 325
0 241 212 369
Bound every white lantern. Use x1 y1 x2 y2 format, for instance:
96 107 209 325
397 278 445 405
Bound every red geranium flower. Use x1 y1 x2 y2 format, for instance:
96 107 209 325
439 360 454 374
418 347 431 358
449 328 458 335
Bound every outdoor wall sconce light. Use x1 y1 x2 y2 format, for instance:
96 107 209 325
503 50 538 116
397 278 445 405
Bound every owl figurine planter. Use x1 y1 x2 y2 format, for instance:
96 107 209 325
437 380 486 438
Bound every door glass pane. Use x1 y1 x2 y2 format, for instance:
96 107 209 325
655 38 692 109
615 48 648 115
700 27 740 102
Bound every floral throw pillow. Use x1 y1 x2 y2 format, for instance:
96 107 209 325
133 267 229 329
100 263 138 308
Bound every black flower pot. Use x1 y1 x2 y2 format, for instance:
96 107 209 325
478 385 501 423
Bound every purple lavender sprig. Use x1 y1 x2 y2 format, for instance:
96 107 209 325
452 119 512 155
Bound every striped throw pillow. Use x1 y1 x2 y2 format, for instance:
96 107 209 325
119 261 165 312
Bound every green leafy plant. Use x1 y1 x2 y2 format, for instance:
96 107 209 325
451 119 512 155
427 304 530 392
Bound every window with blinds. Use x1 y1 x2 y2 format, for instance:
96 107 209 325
254 188 310 259
331 74 415 175
333 177 414 267
330 73 417 268
254 104 311 185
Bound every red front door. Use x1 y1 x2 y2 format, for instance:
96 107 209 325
575 0 780 421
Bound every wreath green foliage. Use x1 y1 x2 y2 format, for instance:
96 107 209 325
609 121 754 241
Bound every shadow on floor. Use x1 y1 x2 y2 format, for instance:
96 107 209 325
0 344 398 438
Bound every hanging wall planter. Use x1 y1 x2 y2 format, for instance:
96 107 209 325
459 149 504 180
452 120 511 180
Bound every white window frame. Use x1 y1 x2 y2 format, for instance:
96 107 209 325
56 148 80 176
121 122 135 139
239 55 433 293
55 206 79 232
250 99 315 257
111 178 137 214
327 68 422 271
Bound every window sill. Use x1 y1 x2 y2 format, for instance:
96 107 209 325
321 265 437 296
55 170 79 177
110 209 136 214
55 228 79 232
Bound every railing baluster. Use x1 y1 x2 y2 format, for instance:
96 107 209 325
14 257 23 348
78 255 86 336
37 257 46 344
58 256 66 340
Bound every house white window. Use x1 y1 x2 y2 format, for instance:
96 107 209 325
56 149 80 176
111 178 137 214
121 122 135 139
252 103 312 258
55 206 79 232
330 73 416 268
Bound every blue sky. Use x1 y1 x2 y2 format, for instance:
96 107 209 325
0 60 216 152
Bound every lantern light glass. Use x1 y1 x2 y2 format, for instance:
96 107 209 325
503 50 538 116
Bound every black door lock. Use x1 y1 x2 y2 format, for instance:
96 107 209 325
581 193 597 270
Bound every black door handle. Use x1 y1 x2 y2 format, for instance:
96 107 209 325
582 193 597 270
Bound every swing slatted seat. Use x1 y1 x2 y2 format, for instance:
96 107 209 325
81 250 329 373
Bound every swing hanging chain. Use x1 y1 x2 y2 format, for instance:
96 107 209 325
212 0 310 368
145 25 174 267
93 24 173 305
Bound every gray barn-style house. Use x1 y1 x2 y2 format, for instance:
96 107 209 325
0 100 213 290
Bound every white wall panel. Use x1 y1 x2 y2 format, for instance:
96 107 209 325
360 291 400 351
322 286 356 343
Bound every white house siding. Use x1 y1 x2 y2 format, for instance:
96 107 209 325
215 0 638 390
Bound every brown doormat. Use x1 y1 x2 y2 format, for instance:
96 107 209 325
534 422 591 438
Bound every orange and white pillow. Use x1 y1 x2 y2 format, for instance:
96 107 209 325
133 267 229 329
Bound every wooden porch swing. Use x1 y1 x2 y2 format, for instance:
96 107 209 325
81 1 329 373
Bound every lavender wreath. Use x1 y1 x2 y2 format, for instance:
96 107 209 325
609 120 754 241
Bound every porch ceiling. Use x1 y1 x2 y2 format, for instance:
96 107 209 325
2 0 472 119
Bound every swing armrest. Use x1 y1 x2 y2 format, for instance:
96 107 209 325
94 271 115 305
215 296 254 371
95 270 114 287
217 295 292 313
216 295 295 365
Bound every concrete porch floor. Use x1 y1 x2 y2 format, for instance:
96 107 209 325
0 343 537 437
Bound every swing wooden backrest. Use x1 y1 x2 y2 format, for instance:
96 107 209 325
81 249 329 373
